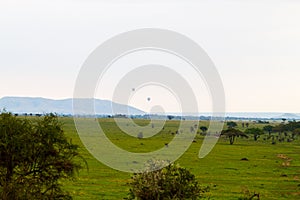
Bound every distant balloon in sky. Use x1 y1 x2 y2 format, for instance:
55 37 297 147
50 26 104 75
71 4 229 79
147 97 151 101
132 88 135 91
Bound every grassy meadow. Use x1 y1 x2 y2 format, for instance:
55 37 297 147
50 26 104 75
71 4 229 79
59 117 300 199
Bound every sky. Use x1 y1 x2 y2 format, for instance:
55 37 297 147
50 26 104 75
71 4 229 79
1 0 300 113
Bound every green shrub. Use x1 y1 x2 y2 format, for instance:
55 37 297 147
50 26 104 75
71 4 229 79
125 160 209 200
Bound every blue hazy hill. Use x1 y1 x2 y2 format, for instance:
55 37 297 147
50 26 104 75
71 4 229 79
0 96 145 115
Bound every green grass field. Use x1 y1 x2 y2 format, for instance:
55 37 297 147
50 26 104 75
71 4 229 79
60 118 300 199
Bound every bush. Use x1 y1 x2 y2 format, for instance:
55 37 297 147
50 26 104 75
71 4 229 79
125 160 209 200
0 112 83 199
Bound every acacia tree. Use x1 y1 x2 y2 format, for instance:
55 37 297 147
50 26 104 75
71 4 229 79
226 121 237 129
0 112 82 200
167 115 174 120
245 128 264 141
199 126 208 135
282 118 287 123
263 125 273 136
221 128 248 145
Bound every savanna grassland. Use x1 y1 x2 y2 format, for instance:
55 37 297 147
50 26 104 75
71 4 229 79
59 118 300 199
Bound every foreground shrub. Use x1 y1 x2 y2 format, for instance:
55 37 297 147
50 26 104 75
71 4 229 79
0 112 83 199
125 160 209 200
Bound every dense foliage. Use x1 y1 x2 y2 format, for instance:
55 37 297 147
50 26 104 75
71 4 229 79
0 112 82 200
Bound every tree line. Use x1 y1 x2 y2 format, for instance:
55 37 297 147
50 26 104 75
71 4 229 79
220 121 300 145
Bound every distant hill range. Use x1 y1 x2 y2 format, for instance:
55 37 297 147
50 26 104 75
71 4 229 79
277 113 300 119
0 97 299 120
221 112 300 120
0 97 145 115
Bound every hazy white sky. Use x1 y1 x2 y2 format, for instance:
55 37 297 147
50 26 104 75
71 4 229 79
1 0 300 112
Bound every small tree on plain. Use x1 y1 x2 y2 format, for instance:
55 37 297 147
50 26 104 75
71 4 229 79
263 125 273 136
221 128 248 145
167 115 174 120
245 128 264 141
199 126 208 135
